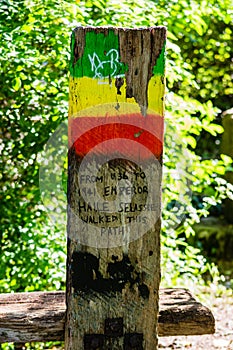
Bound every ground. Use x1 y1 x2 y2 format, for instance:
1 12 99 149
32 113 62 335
158 294 233 349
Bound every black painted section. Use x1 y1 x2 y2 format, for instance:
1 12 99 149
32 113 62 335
84 319 144 349
71 252 102 292
84 334 104 349
71 251 150 299
107 255 136 292
111 255 119 262
138 283 150 299
104 317 123 337
124 333 143 349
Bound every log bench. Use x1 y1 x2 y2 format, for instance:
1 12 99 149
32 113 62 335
0 288 214 343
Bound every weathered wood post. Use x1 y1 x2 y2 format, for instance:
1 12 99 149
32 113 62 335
66 26 166 349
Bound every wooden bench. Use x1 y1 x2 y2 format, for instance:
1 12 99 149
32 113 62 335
0 288 214 343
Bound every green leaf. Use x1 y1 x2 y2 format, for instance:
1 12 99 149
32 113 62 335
167 31 178 41
220 154 232 164
186 136 197 148
21 24 33 33
12 77 21 91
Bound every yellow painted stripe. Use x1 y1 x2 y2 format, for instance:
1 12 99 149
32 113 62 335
69 75 165 118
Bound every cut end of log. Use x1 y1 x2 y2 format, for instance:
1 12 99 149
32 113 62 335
158 288 215 336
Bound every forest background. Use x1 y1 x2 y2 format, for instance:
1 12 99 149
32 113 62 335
0 0 233 348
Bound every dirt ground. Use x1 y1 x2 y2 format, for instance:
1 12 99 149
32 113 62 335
158 294 233 349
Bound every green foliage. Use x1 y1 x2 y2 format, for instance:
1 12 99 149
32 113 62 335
0 0 80 292
0 342 63 350
0 0 232 307
0 0 233 349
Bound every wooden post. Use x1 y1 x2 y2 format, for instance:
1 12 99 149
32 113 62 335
66 26 166 350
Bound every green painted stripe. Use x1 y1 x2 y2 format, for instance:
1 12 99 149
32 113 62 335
70 29 127 78
70 29 165 78
153 41 166 76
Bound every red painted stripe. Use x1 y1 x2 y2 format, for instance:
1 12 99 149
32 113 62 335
69 113 163 160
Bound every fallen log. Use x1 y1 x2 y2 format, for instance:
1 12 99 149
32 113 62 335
0 288 215 343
